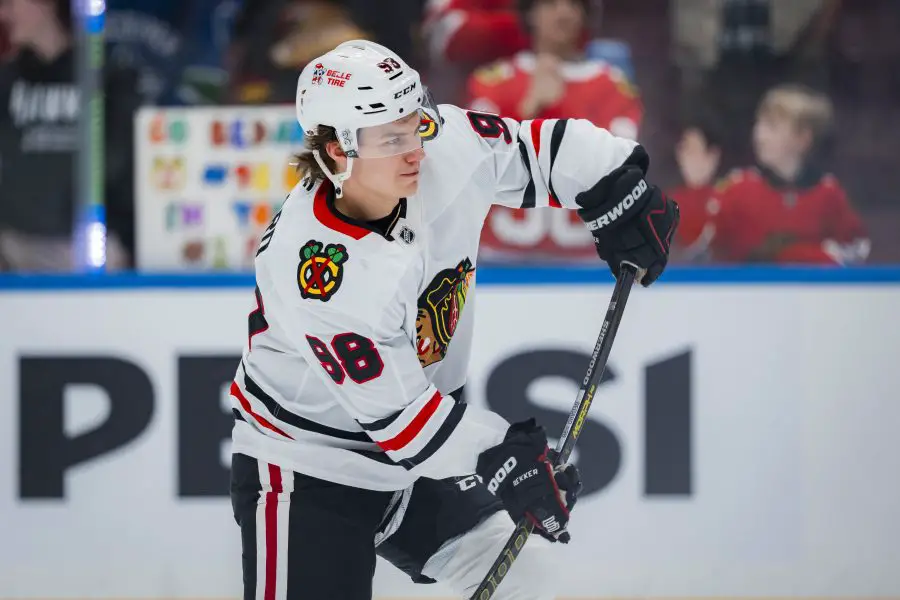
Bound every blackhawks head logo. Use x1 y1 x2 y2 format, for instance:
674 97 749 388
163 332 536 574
297 240 348 302
416 258 474 367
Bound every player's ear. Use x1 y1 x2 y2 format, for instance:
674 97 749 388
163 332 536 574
325 140 348 170
325 140 345 160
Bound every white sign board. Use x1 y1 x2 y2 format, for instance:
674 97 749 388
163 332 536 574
1 284 898 598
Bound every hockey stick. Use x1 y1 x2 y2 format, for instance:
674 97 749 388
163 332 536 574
469 262 640 600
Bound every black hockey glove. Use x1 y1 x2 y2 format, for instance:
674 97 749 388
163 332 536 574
576 163 680 286
476 419 582 543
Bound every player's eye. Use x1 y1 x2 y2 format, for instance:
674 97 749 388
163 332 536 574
382 136 402 146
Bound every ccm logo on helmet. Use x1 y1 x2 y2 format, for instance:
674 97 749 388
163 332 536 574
487 456 517 494
587 179 648 231
394 82 417 99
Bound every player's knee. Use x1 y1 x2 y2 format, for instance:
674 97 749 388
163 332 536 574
422 512 557 600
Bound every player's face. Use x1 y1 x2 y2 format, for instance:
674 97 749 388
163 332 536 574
353 146 426 199
529 0 585 48
355 113 426 197
753 112 810 169
356 112 424 159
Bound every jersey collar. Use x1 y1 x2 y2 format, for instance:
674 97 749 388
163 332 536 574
755 163 826 190
313 179 406 241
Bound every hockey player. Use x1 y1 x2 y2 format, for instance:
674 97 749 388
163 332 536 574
229 39 679 600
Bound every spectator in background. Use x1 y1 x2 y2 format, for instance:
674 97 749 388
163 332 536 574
341 0 422 68
422 0 529 67
104 0 240 106
668 115 723 262
423 0 637 107
423 0 633 73
0 0 140 271
672 0 839 167
469 0 642 263
710 83 869 265
226 0 369 104
466 0 640 136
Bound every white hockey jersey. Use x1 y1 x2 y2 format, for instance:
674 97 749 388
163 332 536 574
229 103 639 491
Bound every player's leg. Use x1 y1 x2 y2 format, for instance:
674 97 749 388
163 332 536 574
376 475 556 600
374 472 499 583
230 453 392 600
423 510 556 600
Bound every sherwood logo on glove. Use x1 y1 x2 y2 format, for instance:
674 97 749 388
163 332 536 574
487 457 518 494
587 179 648 231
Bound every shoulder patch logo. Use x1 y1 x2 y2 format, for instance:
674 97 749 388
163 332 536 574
297 240 348 302
418 113 439 141
416 258 475 367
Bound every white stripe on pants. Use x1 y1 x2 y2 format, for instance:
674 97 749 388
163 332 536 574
255 462 295 600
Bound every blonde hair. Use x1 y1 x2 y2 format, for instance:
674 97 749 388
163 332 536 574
292 126 339 182
757 83 834 143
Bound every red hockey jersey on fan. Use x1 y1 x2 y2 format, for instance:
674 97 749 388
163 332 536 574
667 184 717 261
710 168 870 264
467 52 642 135
469 52 643 262
423 0 527 64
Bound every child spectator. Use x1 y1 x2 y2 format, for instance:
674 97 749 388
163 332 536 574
710 83 870 265
668 115 723 262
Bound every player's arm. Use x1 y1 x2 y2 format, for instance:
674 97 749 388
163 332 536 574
450 104 679 285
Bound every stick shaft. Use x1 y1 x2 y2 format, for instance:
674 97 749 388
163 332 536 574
469 265 638 600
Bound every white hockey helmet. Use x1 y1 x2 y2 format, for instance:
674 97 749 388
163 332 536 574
296 40 442 194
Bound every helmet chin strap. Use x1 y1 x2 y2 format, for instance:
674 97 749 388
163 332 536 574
312 149 354 198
